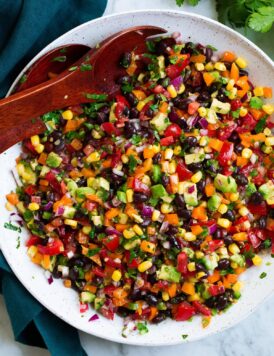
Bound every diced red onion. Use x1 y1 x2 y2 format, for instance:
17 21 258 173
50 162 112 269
188 185 195 193
200 129 208 136
67 250 74 259
163 241 171 249
160 221 169 233
171 75 183 90
43 201 53 211
136 145 146 153
208 223 217 235
89 314 99 322
56 206 65 216
199 118 208 129
111 197 121 207
112 168 124 176
141 205 153 218
106 227 122 236
187 114 200 128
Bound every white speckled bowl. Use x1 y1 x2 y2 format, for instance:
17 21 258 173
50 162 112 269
0 10 273 346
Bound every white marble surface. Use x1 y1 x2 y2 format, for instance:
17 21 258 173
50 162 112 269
1 1 274 355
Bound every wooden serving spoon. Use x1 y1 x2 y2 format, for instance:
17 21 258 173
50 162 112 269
0 26 166 153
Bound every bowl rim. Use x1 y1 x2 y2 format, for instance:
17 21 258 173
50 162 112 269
2 9 274 347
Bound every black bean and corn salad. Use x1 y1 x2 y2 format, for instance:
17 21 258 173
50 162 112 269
6 33 274 332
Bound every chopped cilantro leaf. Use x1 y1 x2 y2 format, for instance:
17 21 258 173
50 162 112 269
260 272 267 279
85 93 108 101
182 334 188 339
80 63 93 72
255 116 267 133
128 155 138 173
51 56 67 62
130 134 142 145
136 322 149 335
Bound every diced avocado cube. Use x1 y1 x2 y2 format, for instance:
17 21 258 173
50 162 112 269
151 184 167 199
117 191 127 203
202 253 218 271
75 187 95 198
157 265 181 283
91 216 102 226
210 98 231 114
152 165 161 183
98 177 110 191
259 181 274 204
207 194 222 211
66 179 78 197
230 254 245 267
94 297 105 310
184 152 205 165
80 291 96 303
124 239 141 250
182 182 198 206
150 112 170 132
62 206 76 219
246 182 257 197
214 173 237 193
40 165 50 177
206 109 218 124
46 152 62 168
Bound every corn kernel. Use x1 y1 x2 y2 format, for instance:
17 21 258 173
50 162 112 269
197 107 207 118
126 189 133 203
164 148 174 160
133 224 143 236
119 213 128 224
263 128 272 136
123 229 135 239
230 192 239 202
137 101 146 111
199 136 208 147
205 62 214 71
265 137 274 146
254 87 264 97
204 146 212 153
218 203 228 215
191 171 202 183
161 203 173 214
226 79 235 91
31 135 40 147
132 214 143 223
235 57 247 69
239 107 248 117
62 110 74 120
64 219 78 228
27 246 38 258
232 281 243 292
142 175 151 186
228 243 240 254
168 160 176 174
187 262 196 272
82 226 91 234
71 157 78 167
195 251 204 259
231 262 238 269
228 87 237 100
241 148 253 159
138 261 152 273
173 146 182 155
92 129 102 139
152 144 160 154
5 202 14 211
86 151 100 163
178 182 185 194
121 154 129 164
217 218 231 229
178 83 185 94
167 84 177 98
28 202 39 211
162 291 170 301
178 228 186 237
34 143 44 154
262 145 273 154
152 209 160 222
188 293 200 302
196 271 206 280
184 232 196 242
214 62 226 71
112 270 122 282
239 207 249 216
252 255 262 266
195 63 205 71
262 104 274 115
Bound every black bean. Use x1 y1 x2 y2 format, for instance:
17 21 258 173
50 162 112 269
223 210 236 222
124 122 137 138
54 139 65 152
129 108 139 119
197 179 206 193
177 208 191 220
145 294 158 306
69 266 79 281
257 216 267 229
229 132 240 144
269 209 274 219
249 191 263 205
146 108 155 118
174 194 186 208
170 293 186 304
239 69 249 76
205 47 213 62
152 313 166 324
167 225 179 235
126 93 138 106
187 162 203 172
116 75 131 85
130 289 142 301
190 239 203 249
44 141 54 153
168 236 181 250
173 97 191 110
161 174 169 187
95 111 108 124
213 228 227 240
216 88 227 102
217 258 230 270
133 192 148 203
153 152 162 164
236 174 248 186
196 263 207 273
184 136 198 148
120 52 131 68
197 91 210 103
155 38 176 55
223 235 234 246
215 294 229 310
117 307 134 317
234 145 243 155
147 273 157 284
205 297 216 309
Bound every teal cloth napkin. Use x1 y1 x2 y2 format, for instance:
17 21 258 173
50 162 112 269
0 0 107 354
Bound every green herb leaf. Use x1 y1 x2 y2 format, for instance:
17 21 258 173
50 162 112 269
188 0 200 5
250 96 263 109
19 74 27 84
248 6 274 32
136 322 149 335
260 271 267 279
80 63 93 72
51 56 67 62
4 222 22 233
85 93 108 101
255 116 267 133
16 236 21 249
182 334 188 339
87 248 100 257
128 155 138 173
130 134 142 145
176 0 184 5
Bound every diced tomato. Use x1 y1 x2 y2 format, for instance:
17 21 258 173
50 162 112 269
102 234 120 252
105 257 121 268
103 285 116 296
208 240 224 252
125 250 140 269
236 113 257 133
166 56 190 79
192 301 211 316
174 302 196 321
152 85 165 94
164 123 182 138
37 239 64 256
101 307 114 320
208 285 225 296
45 171 62 193
176 162 193 180
217 121 237 140
188 101 200 115
115 95 130 120
248 229 262 249
26 235 43 247
252 165 266 185
101 122 121 136
133 178 150 195
24 185 37 196
79 302 89 313
222 166 234 176
218 141 234 166
85 200 97 211
177 251 188 274
110 149 122 168
139 101 154 121
247 202 268 216
23 139 37 154
160 136 174 146
93 267 106 278
230 99 242 111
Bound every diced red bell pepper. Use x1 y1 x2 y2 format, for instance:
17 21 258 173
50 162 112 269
222 166 234 176
100 307 114 320
23 139 37 154
176 162 193 181
248 229 262 249
115 95 130 120
192 301 211 316
164 123 182 138
110 149 122 168
45 171 62 193
139 101 154 121
177 251 188 275
93 267 106 278
217 121 237 140
37 239 64 256
101 122 121 136
208 240 224 252
24 185 37 196
79 302 89 313
166 56 190 79
247 202 268 216
230 99 242 111
236 113 257 133
125 250 139 269
26 235 43 247
102 234 120 252
133 178 150 195
174 302 196 321
105 257 121 268
208 285 225 296
103 285 116 296
218 141 234 166
160 136 174 146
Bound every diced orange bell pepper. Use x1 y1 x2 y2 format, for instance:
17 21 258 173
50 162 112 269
6 192 19 205
164 213 179 225
191 206 207 221
222 51 236 62
230 62 239 82
203 72 215 86
182 282 195 295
